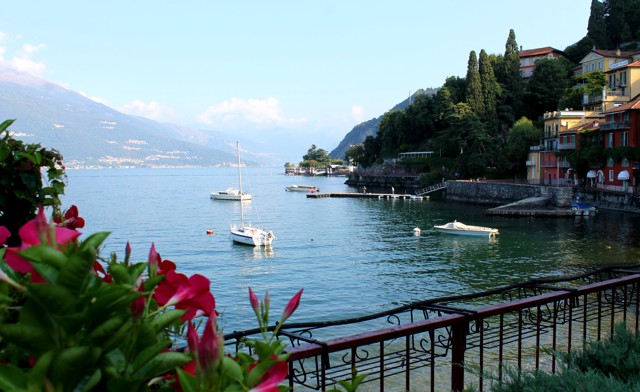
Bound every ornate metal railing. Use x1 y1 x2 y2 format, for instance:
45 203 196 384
223 265 640 391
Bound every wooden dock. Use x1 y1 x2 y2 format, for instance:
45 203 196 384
307 192 427 200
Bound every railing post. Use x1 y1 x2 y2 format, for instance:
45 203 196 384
451 320 467 391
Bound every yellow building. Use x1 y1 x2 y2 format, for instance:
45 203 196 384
527 111 602 185
576 49 639 112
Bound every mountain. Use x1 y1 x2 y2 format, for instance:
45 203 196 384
0 68 280 168
329 88 438 160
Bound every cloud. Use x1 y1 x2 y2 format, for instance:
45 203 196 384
0 33 47 76
197 97 307 128
120 100 176 122
351 106 365 124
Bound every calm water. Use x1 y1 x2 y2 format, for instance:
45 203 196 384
62 167 640 333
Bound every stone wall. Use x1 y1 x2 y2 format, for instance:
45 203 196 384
445 181 572 208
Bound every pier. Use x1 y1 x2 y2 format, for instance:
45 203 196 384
307 192 427 200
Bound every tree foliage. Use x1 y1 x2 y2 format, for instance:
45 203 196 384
0 119 66 247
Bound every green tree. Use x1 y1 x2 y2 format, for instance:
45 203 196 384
465 50 484 114
303 144 330 164
0 119 66 246
496 117 541 178
588 0 607 48
479 49 500 133
496 29 523 137
524 57 573 117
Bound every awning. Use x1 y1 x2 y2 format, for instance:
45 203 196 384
586 170 597 178
617 170 630 181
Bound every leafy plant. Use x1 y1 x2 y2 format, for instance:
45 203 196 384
0 206 304 391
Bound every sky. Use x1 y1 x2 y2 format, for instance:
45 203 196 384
0 1 591 150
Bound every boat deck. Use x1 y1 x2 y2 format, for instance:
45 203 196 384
307 192 427 200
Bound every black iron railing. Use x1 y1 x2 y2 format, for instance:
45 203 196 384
223 265 640 391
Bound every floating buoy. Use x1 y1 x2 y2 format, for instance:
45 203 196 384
413 227 421 235
206 229 214 235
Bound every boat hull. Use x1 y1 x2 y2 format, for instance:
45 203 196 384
285 185 319 192
211 188 252 201
434 221 499 237
230 226 275 246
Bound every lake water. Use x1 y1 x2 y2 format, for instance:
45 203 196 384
62 167 640 333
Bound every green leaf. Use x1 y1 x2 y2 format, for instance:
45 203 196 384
0 323 54 353
108 264 134 285
80 369 102 392
0 119 15 132
27 350 54 390
79 232 109 252
132 351 191 380
176 368 197 392
87 315 128 345
130 340 172 374
19 244 67 271
26 283 77 315
100 321 134 353
58 250 95 294
150 309 187 332
245 357 278 387
221 356 245 383
50 346 101 386
0 364 27 390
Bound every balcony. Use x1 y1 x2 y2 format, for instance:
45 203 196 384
231 267 640 391
600 121 630 130
558 142 576 150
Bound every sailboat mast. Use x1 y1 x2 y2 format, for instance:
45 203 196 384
236 141 245 225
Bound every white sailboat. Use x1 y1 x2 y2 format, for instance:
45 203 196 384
229 142 275 246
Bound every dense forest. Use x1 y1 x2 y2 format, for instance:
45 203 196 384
347 0 640 183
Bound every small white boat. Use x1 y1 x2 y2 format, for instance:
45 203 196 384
228 142 275 247
210 188 251 201
230 225 276 246
285 184 319 193
434 220 499 237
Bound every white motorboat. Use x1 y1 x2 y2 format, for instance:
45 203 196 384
285 184 319 193
434 220 499 237
210 188 251 201
228 142 275 247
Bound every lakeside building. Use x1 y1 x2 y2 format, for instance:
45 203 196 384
600 93 640 192
519 46 566 79
527 48 640 195
574 48 640 112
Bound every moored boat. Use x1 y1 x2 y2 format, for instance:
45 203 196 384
285 184 319 193
210 188 251 201
434 220 499 237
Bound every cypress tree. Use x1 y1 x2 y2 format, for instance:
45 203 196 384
587 0 607 48
500 29 523 133
465 50 484 114
479 49 499 133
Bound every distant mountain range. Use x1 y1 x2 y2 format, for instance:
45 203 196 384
0 68 436 168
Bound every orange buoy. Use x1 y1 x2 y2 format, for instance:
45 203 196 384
206 229 214 235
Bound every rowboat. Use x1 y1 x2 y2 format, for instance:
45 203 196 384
285 185 319 193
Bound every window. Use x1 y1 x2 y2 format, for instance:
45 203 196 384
609 74 616 88
622 158 629 167
609 170 614 182
607 157 615 167
599 60 603 69
622 131 628 147
620 71 627 86
608 133 614 147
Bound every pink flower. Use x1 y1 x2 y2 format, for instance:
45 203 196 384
0 226 10 246
187 314 220 375
154 271 215 321
148 243 160 276
249 358 288 392
5 207 81 280
281 289 303 323
249 287 259 313
53 205 85 229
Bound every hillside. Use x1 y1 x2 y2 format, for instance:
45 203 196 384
0 68 280 168
329 88 438 160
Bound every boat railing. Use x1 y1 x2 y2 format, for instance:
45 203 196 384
222 264 640 391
